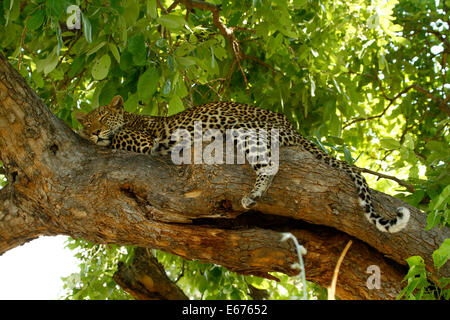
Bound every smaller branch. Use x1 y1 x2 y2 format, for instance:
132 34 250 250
443 51 447 87
243 54 279 76
343 77 450 129
113 247 188 300
328 240 352 300
343 100 393 129
55 33 81 71
409 84 443 103
179 0 249 90
72 67 87 89
18 24 27 71
231 26 256 33
357 167 416 193
204 82 223 99
156 0 168 14
425 29 449 48
247 283 270 300
174 260 185 283
167 0 180 12
220 59 236 96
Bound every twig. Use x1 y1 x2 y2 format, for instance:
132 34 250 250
343 80 450 129
55 33 81 70
174 260 185 283
156 0 168 14
357 167 416 193
343 99 394 129
18 22 28 71
328 240 352 300
243 54 279 76
221 59 236 96
410 84 450 115
178 0 249 90
167 0 180 12
184 73 194 106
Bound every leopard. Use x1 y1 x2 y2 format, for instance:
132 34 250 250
76 95 410 233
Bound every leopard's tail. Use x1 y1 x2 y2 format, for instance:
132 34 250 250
293 135 410 233
344 166 410 233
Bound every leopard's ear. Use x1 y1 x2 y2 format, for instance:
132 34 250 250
75 111 86 124
109 95 124 111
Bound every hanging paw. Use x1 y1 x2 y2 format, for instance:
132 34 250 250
241 196 257 209
241 190 263 209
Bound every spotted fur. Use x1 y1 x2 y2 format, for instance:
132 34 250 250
76 95 409 233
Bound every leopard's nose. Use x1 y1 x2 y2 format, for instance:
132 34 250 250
93 129 101 136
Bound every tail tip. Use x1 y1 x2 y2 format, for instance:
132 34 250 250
388 206 410 233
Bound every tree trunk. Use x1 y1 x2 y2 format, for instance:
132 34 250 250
0 53 448 300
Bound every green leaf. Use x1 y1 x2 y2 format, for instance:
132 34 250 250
293 0 308 8
176 56 196 67
408 256 426 272
56 24 63 56
91 54 111 80
119 50 133 71
128 34 147 66
5 0 21 25
433 239 450 270
403 133 415 150
26 10 45 30
46 0 63 19
31 72 44 88
168 94 184 116
156 15 186 31
408 190 425 207
68 55 85 78
123 92 139 113
82 13 92 43
137 67 159 102
425 210 441 231
343 147 354 165
175 81 188 98
42 49 58 75
430 185 450 211
123 0 140 26
99 80 118 106
86 41 106 56
147 0 157 19
380 138 400 150
108 43 120 63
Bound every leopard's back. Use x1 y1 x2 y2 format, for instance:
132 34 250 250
163 101 302 146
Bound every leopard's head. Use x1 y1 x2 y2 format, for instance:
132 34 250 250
76 95 125 146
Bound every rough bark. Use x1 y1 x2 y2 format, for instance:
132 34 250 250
0 53 448 300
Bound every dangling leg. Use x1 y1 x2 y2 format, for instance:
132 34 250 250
241 166 275 209
240 128 278 208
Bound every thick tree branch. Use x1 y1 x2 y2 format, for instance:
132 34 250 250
0 53 448 299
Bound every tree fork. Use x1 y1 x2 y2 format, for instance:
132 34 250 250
0 53 448 299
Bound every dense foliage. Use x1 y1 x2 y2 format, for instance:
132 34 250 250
0 0 448 299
